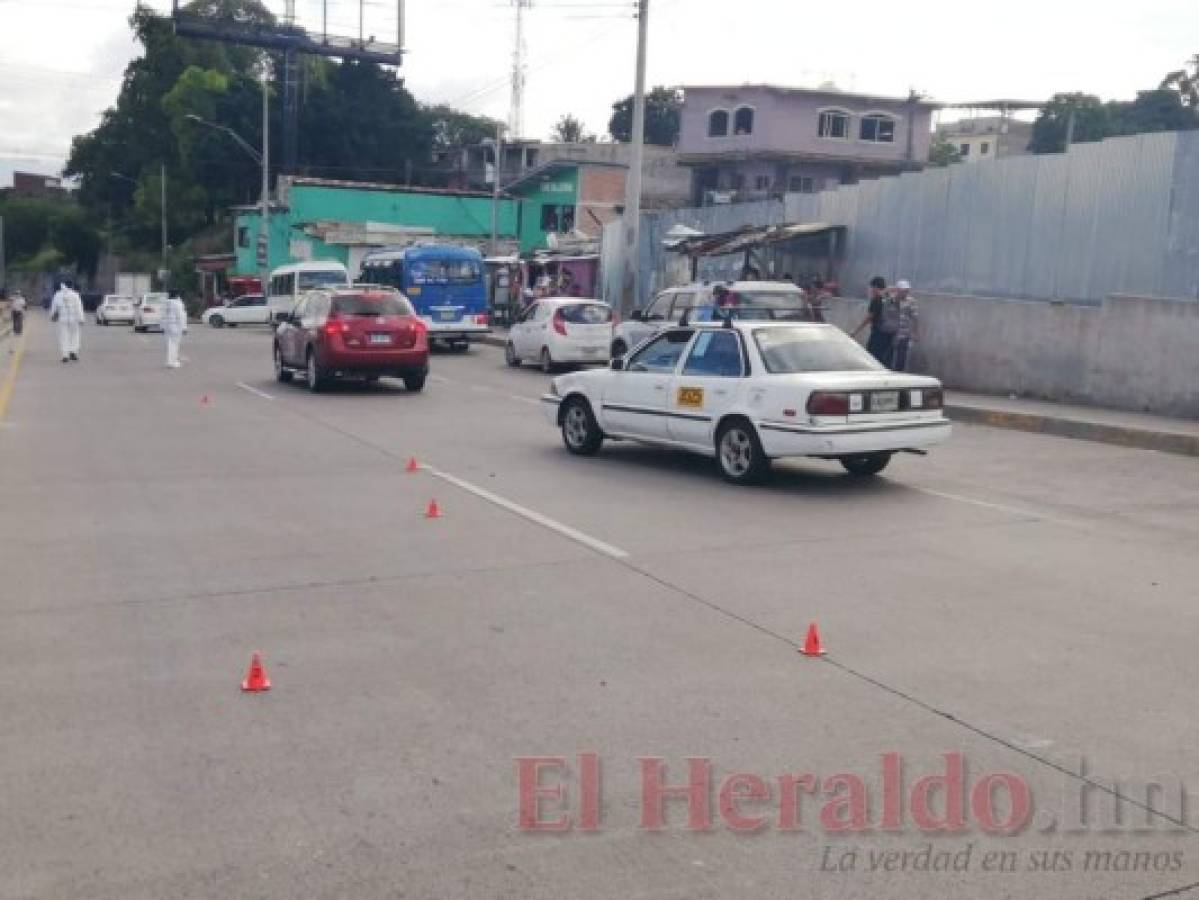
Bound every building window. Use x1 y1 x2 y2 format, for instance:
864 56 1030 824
818 109 850 139
526 149 538 167
540 204 575 234
980 142 990 155
708 109 729 137
729 173 745 191
788 176 815 193
237 226 250 249
733 106 755 135
959 144 970 156
859 114 896 143
754 175 770 190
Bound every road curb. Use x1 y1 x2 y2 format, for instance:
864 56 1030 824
946 403 1199 458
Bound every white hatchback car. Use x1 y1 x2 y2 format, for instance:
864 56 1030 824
505 298 614 372
133 293 168 332
542 321 951 484
96 294 135 325
201 294 269 328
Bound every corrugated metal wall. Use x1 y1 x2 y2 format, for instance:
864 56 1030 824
636 130 1199 306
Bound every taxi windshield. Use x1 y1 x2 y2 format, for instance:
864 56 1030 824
753 327 883 373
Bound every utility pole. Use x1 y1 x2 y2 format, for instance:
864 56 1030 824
160 162 169 280
0 216 6 294
490 121 505 255
620 0 649 318
260 60 271 294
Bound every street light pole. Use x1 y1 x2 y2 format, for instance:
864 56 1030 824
160 162 168 271
621 0 649 318
260 61 271 296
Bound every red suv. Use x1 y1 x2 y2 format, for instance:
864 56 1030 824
274 288 429 392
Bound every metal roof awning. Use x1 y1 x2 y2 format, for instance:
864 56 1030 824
668 222 847 257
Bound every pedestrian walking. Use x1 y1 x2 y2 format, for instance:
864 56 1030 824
805 277 829 323
891 279 920 372
162 293 188 368
48 281 85 363
851 275 900 367
9 290 27 336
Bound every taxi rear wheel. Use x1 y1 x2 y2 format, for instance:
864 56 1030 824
561 397 603 456
840 452 892 476
505 342 521 367
716 419 770 485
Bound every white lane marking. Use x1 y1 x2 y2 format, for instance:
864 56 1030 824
469 384 494 394
509 395 541 406
911 486 1075 526
236 382 275 400
424 465 629 560
428 374 454 384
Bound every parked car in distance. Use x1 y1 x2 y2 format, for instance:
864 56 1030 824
133 293 168 332
273 287 429 393
96 294 136 325
542 321 950 485
505 298 614 372
202 294 269 328
610 281 809 358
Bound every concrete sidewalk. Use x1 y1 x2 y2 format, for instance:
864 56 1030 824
478 328 1199 457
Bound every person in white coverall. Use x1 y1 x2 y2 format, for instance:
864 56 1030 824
162 294 188 368
48 282 85 363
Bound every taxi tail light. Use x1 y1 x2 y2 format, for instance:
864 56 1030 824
552 309 568 336
474 313 490 326
806 391 850 416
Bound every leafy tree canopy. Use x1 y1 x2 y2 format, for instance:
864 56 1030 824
551 114 594 143
608 86 681 146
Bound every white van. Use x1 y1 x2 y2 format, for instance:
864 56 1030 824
267 261 351 323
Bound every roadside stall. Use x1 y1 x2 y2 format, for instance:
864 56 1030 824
667 221 847 292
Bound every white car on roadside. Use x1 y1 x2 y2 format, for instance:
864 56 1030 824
505 297 614 372
610 280 808 359
542 320 951 484
95 294 136 325
201 294 270 328
133 293 168 332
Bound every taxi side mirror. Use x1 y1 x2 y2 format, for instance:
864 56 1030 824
610 357 625 371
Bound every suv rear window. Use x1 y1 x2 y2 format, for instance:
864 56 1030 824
559 303 612 324
332 293 414 317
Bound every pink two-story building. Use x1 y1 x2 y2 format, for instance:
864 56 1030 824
677 84 938 205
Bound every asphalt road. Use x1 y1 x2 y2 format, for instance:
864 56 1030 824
2 314 1197 900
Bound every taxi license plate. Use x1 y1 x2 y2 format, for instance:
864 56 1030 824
369 333 391 345
438 310 458 322
871 391 900 413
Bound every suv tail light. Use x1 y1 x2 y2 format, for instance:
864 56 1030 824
474 313 489 326
806 391 850 416
552 309 568 336
323 315 349 337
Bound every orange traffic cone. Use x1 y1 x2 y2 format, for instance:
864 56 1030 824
425 499 442 519
241 652 271 692
200 394 211 406
801 622 826 657
406 456 420 473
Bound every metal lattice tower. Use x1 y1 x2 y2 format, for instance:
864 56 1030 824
508 0 532 140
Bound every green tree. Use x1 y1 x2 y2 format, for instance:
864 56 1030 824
1028 93 1110 153
422 104 503 150
1160 54 1199 108
608 86 682 145
551 114 593 143
1109 89 1198 135
0 194 102 277
928 137 962 167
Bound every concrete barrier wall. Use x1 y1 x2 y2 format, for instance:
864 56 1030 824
822 292 1199 419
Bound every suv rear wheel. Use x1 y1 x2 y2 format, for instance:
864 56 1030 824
404 372 426 393
840 452 892 476
306 349 327 393
505 342 521 367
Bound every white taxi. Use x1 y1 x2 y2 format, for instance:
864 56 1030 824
541 321 951 484
133 292 168 332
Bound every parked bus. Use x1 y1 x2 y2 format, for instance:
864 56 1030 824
358 245 489 350
267 260 351 323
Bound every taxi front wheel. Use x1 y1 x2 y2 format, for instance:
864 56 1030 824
716 419 770 485
561 397 604 456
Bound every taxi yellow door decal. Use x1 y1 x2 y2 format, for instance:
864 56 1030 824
677 386 705 409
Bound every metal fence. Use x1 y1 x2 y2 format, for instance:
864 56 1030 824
632 130 1199 306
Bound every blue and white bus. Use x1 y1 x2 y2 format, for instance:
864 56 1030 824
358 245 490 349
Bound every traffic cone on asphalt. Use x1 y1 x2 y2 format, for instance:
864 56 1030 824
200 394 211 406
801 622 826 657
406 456 420 473
425 499 442 519
241 652 271 692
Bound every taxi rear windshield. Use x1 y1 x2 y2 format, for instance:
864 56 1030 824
332 294 414 317
559 303 612 324
754 327 883 373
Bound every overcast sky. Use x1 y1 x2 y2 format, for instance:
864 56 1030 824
0 0 1195 186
